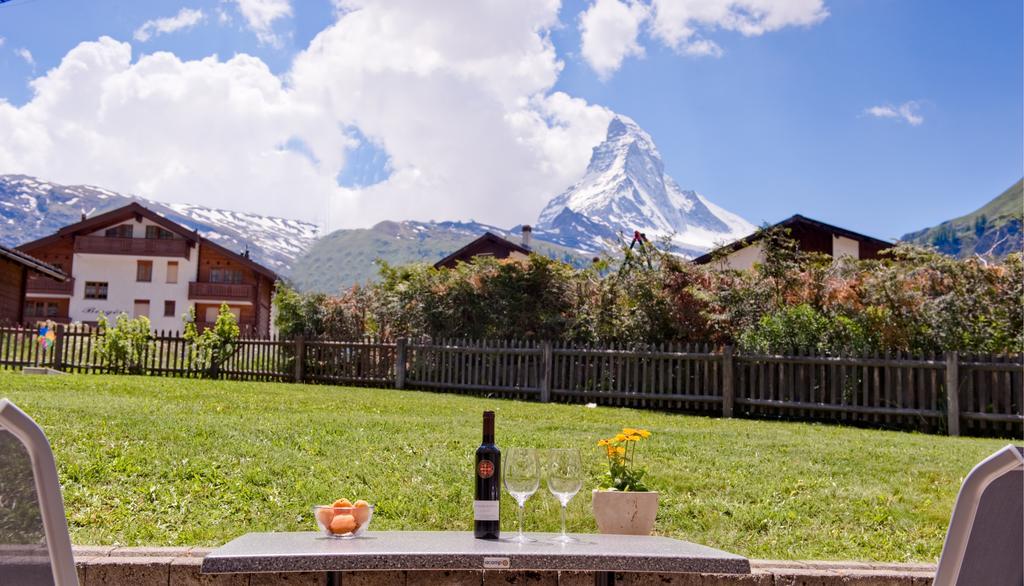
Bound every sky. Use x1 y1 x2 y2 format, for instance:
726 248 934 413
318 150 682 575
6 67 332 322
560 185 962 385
0 0 1020 242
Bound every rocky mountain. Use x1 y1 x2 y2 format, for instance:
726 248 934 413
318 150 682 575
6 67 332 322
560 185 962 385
293 115 756 291
289 220 589 293
901 179 1023 258
0 175 319 274
537 116 754 256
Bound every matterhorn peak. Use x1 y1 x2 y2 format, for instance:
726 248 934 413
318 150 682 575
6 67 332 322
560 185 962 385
536 115 753 256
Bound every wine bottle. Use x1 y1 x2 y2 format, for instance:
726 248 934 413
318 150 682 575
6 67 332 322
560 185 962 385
474 410 501 539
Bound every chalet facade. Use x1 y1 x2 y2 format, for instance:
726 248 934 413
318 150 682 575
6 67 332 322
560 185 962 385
434 227 533 269
0 245 66 325
17 203 277 335
692 214 893 270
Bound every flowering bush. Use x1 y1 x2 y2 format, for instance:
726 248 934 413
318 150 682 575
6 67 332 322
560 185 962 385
597 427 652 492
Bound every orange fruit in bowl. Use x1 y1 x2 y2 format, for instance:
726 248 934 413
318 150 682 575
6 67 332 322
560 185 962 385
352 500 371 525
316 507 336 528
330 514 358 535
332 498 352 509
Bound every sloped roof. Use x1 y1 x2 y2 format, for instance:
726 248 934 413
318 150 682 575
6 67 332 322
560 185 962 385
0 244 66 280
692 214 893 264
434 232 531 268
17 202 277 280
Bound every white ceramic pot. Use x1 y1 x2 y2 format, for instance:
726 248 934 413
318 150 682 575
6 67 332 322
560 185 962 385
591 489 659 535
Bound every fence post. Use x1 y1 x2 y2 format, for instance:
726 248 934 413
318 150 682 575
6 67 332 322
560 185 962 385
294 336 306 383
395 338 407 389
539 341 553 403
51 325 65 371
945 351 960 436
722 345 734 418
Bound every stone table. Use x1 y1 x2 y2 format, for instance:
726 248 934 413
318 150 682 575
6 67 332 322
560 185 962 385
201 531 751 585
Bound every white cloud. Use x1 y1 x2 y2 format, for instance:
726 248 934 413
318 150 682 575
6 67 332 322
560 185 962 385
0 37 345 222
864 101 923 126
16 48 34 66
579 0 828 76
134 8 206 42
579 0 649 80
292 0 612 227
134 7 205 42
0 3 613 232
0 38 5 48
233 0 292 46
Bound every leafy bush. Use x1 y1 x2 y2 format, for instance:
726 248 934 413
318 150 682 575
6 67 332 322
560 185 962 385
273 231 1023 355
94 313 153 374
183 304 240 378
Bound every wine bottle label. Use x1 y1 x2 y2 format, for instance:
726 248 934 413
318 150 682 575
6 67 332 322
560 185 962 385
477 460 495 479
473 500 499 521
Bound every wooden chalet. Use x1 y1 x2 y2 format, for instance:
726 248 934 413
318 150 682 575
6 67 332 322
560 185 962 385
17 203 278 335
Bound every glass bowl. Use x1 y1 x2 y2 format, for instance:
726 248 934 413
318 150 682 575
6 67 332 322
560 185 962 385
313 504 374 538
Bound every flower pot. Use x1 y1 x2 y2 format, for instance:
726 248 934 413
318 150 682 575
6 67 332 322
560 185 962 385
591 489 659 535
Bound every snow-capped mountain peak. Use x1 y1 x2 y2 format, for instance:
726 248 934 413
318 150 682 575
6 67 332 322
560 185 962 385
537 115 753 256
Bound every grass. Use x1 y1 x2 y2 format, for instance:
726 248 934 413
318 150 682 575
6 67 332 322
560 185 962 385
0 372 1014 561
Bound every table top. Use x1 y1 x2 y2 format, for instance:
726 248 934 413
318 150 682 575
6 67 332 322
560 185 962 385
201 531 750 574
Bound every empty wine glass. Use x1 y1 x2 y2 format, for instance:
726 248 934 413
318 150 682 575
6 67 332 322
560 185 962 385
503 447 541 543
545 448 583 543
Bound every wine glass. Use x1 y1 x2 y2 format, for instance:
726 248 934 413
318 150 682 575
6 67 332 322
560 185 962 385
545 448 583 543
503 447 541 543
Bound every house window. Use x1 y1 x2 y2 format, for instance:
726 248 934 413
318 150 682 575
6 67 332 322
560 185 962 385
210 268 244 284
204 305 241 322
164 300 176 317
104 224 133 238
84 282 108 300
137 260 153 282
133 300 150 318
146 225 174 240
166 261 179 284
24 301 59 318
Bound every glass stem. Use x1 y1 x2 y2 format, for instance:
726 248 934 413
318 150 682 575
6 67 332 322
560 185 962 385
518 502 525 540
560 503 567 538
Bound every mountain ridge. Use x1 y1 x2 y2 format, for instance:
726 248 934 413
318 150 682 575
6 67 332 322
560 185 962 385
901 178 1023 258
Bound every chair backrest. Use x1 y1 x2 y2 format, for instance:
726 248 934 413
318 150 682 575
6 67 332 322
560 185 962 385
934 444 1024 586
0 399 78 586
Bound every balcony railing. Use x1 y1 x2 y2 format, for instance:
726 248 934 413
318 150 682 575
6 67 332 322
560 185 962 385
74 236 190 258
26 275 74 296
188 281 255 302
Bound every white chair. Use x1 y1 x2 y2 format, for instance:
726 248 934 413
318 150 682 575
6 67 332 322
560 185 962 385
934 444 1024 586
0 399 78 586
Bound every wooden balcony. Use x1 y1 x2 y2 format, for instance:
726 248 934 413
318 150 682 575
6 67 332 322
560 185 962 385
188 281 255 302
74 236 190 258
26 275 74 296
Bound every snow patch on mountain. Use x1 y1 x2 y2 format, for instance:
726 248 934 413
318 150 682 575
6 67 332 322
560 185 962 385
537 116 753 256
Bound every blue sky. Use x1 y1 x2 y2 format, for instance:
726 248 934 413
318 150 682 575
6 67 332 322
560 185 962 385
0 0 1020 241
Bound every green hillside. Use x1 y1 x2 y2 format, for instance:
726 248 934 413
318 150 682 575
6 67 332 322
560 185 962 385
901 179 1023 258
289 220 590 293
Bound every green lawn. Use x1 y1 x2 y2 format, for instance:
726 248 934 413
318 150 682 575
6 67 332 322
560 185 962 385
0 372 1013 561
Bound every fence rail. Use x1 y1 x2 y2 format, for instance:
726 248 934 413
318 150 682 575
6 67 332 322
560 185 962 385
1 325 1020 437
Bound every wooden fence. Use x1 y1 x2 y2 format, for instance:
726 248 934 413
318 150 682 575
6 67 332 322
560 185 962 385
1 325 1020 437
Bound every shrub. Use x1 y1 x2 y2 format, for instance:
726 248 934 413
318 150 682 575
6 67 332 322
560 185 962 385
183 304 240 378
94 313 152 374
